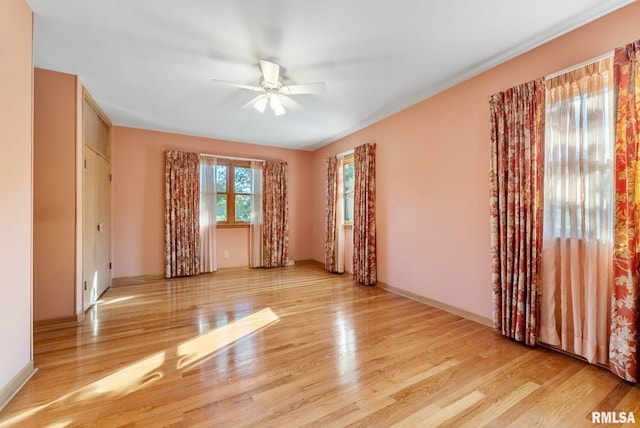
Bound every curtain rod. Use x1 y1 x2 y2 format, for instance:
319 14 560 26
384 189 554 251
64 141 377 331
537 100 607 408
545 51 613 80
200 153 265 163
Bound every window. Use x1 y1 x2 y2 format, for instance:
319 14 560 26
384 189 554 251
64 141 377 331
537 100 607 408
544 59 614 241
215 160 254 226
343 154 354 225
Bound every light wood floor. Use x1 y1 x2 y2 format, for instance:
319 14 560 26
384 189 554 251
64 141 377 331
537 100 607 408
1 263 638 427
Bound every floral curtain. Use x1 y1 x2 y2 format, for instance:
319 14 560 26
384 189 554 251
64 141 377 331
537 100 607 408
325 155 345 273
489 79 545 345
199 155 217 273
610 40 640 382
249 161 264 268
262 160 289 267
165 150 200 278
353 143 376 285
540 58 613 364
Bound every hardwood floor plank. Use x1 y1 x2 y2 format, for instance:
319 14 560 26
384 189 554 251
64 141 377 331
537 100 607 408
390 403 441 427
0 264 637 427
404 390 485 427
458 381 539 427
264 359 461 427
611 387 640 427
510 365 623 427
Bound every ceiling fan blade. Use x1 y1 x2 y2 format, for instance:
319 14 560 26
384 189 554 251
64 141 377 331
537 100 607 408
278 94 303 112
260 60 280 86
240 94 267 113
211 79 262 91
279 82 327 95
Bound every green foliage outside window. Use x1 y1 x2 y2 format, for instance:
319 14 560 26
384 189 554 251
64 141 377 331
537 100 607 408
343 160 354 223
216 194 227 222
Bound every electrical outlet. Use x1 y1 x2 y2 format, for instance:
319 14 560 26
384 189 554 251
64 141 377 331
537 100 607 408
224 250 229 258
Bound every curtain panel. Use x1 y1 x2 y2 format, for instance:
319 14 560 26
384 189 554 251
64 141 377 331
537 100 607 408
199 155 217 273
540 57 614 364
353 143 376 285
249 161 264 268
611 40 640 382
489 78 545 345
325 156 338 271
262 160 289 267
165 150 200 278
325 155 345 273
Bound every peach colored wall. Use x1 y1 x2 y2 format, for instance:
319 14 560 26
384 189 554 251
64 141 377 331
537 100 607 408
33 68 77 321
310 2 640 320
0 0 33 391
216 228 250 268
112 126 313 277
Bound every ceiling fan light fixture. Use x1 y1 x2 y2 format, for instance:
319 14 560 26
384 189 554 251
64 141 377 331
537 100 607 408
270 94 286 116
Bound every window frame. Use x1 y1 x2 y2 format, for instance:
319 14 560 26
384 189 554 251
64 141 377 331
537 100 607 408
342 154 354 227
215 159 253 228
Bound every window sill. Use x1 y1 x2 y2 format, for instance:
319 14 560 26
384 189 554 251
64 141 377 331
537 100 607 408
216 223 250 229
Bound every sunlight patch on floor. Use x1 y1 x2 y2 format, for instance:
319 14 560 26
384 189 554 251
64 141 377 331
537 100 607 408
0 308 279 427
96 295 136 306
177 307 280 370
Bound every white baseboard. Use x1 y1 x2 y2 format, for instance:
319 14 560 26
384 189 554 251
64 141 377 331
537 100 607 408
0 361 37 412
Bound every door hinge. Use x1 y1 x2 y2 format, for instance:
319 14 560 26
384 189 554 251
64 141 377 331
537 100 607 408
109 174 112 182
109 262 112 270
83 280 87 290
84 159 87 169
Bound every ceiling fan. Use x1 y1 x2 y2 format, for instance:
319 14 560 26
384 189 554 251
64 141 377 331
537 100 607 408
211 60 327 116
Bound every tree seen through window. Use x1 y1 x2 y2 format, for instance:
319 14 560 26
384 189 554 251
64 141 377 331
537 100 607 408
343 156 354 224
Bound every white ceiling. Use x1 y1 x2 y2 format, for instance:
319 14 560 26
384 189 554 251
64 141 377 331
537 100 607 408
27 0 634 151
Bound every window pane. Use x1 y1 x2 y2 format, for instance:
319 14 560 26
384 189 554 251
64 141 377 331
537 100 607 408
344 162 354 192
216 165 227 192
235 195 251 222
344 193 354 223
216 194 227 221
234 167 252 193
